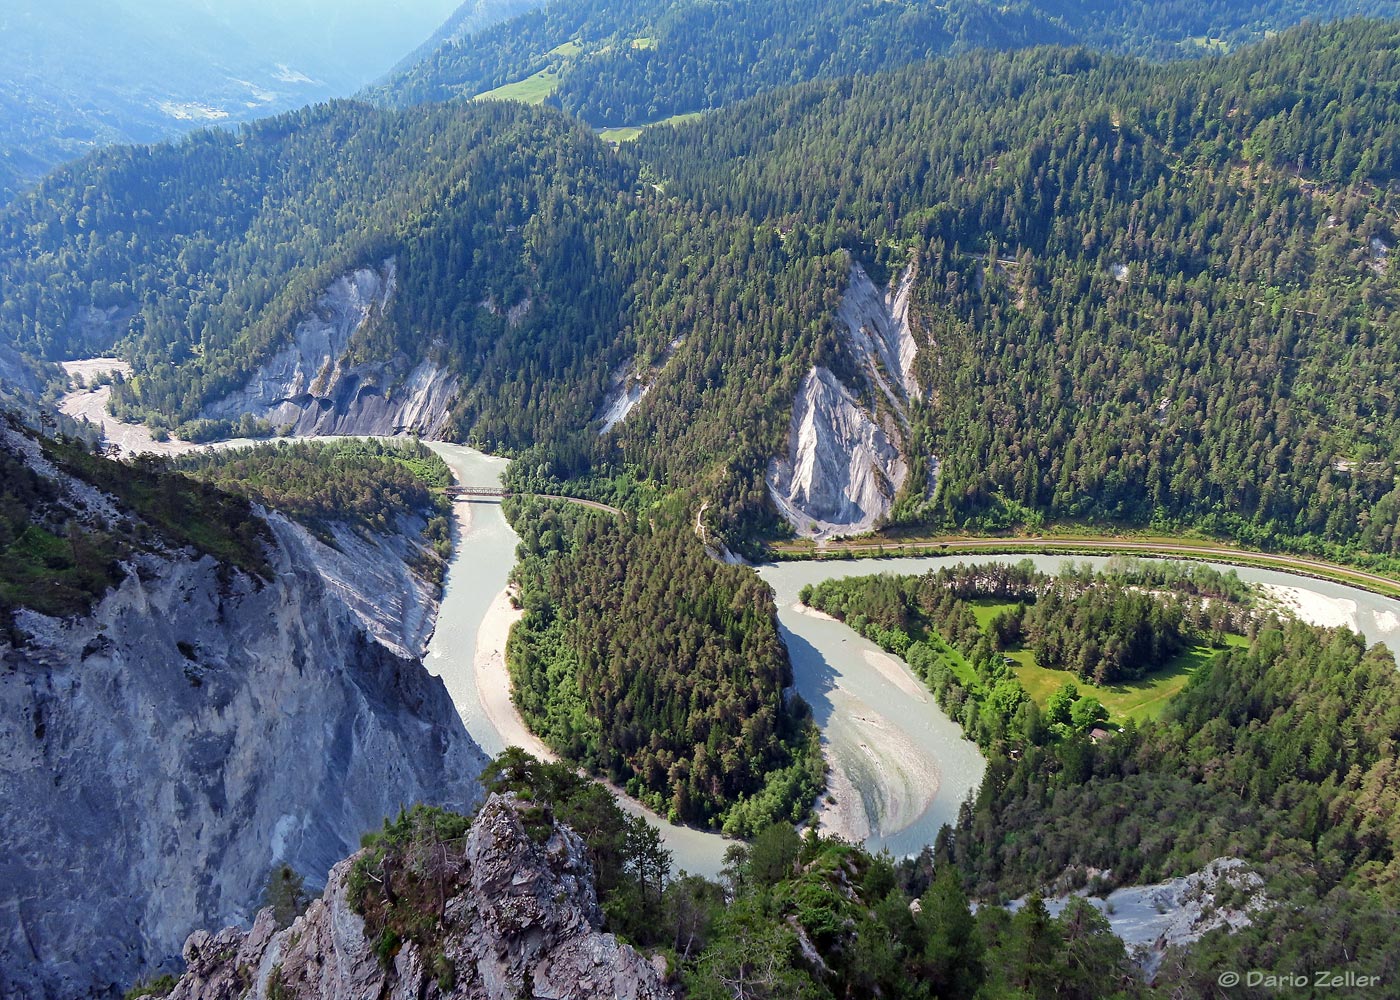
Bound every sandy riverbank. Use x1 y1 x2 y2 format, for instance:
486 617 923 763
57 358 279 458
815 750 873 843
790 601 840 622
864 648 929 704
59 359 196 456
471 587 551 760
1260 583 1359 631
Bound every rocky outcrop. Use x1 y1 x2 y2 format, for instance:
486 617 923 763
201 260 459 438
837 261 921 408
166 794 672 1000
597 369 652 434
0 438 487 999
1017 859 1268 981
595 336 684 436
767 366 908 537
66 305 138 356
768 257 929 539
0 341 44 397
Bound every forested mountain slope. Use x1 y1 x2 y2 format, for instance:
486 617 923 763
9 20 1400 562
637 19 1400 559
382 0 1400 130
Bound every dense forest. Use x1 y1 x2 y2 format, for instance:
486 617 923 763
173 438 452 543
504 496 823 835
10 21 1400 562
349 748 1149 999
956 620 1400 995
635 19 1400 558
802 561 1400 993
384 0 1400 131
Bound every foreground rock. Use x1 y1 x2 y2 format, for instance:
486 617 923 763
167 794 673 1000
1013 858 1268 981
0 426 487 999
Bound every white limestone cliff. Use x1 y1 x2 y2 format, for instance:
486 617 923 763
0 429 487 999
768 258 930 539
837 260 922 409
201 260 459 438
767 366 909 538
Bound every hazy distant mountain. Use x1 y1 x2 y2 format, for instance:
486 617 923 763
0 0 467 202
394 0 550 72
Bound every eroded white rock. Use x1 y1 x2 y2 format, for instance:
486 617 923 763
768 256 929 539
767 366 908 538
202 260 460 437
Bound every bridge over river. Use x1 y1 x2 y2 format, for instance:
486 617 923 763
444 485 621 515
445 486 508 500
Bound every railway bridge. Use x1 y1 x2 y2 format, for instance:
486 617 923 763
444 486 508 501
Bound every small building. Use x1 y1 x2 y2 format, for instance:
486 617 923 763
1089 727 1113 743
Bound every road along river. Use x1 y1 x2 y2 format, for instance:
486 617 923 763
422 448 1400 876
56 374 1400 877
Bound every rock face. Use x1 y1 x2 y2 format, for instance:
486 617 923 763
768 258 929 539
1019 858 1268 981
837 261 922 406
594 335 683 436
596 370 652 434
768 367 908 537
166 794 673 1000
0 442 487 999
201 260 459 438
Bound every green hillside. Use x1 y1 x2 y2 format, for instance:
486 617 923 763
383 0 1400 132
9 20 1400 563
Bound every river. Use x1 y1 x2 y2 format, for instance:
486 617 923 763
421 447 1400 876
55 372 1400 879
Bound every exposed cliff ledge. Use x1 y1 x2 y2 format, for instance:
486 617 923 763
201 261 459 438
165 793 672 1000
837 260 921 409
768 258 926 539
594 335 683 436
767 366 908 538
0 461 487 999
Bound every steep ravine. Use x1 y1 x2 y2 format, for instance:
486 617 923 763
0 443 487 999
768 259 927 539
200 261 459 438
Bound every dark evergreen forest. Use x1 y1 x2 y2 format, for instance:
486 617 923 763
9 21 1400 561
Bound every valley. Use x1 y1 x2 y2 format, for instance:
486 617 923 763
8 3 1400 997
49 366 1400 940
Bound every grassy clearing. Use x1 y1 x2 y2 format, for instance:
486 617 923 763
631 36 657 49
598 125 644 143
474 68 560 105
599 110 705 144
1186 35 1230 53
969 599 1020 631
1012 636 1247 723
928 630 982 692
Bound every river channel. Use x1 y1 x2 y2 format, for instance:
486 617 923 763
424 444 1400 878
